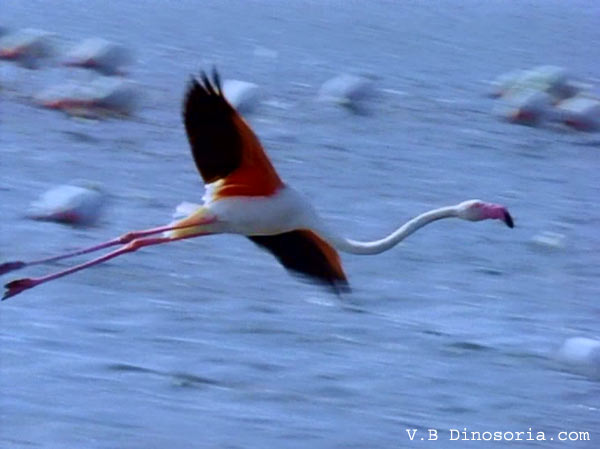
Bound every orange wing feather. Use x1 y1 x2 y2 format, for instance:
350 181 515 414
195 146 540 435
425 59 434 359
183 70 283 200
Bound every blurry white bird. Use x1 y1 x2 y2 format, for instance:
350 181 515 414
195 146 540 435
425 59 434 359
490 65 578 103
222 79 262 114
554 92 600 131
34 77 139 117
28 183 106 225
0 28 54 68
494 88 554 126
318 73 375 112
557 337 600 379
63 38 132 75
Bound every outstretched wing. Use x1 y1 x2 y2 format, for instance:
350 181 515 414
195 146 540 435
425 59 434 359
248 230 350 293
182 70 282 198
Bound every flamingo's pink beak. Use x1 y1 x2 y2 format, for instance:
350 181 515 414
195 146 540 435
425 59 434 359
481 203 514 228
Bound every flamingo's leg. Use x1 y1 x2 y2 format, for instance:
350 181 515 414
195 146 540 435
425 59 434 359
3 230 211 301
0 218 216 276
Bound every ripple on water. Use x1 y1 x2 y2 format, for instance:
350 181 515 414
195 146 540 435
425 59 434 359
444 340 496 354
105 362 159 375
170 372 222 389
62 130 101 144
105 362 224 390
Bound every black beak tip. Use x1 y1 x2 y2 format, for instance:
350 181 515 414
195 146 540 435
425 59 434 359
504 211 514 228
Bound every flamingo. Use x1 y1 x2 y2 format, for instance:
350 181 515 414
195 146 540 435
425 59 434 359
495 88 554 126
489 65 578 103
554 93 600 132
0 28 54 69
62 38 132 76
34 77 139 118
27 182 106 225
1 70 514 300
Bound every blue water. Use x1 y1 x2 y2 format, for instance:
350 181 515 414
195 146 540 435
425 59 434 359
1 1 599 448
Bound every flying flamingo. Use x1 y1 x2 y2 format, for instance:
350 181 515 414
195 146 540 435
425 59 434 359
1 70 514 300
0 28 54 69
62 38 132 76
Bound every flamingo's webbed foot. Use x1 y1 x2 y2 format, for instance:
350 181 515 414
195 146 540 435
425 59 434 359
2 278 37 301
0 261 26 276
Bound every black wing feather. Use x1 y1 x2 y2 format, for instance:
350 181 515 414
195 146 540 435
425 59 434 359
248 231 350 294
183 70 242 183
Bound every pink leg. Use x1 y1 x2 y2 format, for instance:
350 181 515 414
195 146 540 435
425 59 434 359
0 220 215 276
2 231 210 300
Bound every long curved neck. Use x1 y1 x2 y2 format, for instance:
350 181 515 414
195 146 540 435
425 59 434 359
321 206 460 255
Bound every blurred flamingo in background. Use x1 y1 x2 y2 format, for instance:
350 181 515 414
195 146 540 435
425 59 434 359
62 37 132 76
554 92 600 132
0 28 54 68
1 70 514 300
34 76 139 117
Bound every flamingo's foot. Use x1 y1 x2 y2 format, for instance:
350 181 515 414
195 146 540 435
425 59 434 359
2 278 37 301
0 261 26 276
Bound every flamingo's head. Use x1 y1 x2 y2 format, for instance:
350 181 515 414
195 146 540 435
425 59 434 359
456 200 514 228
